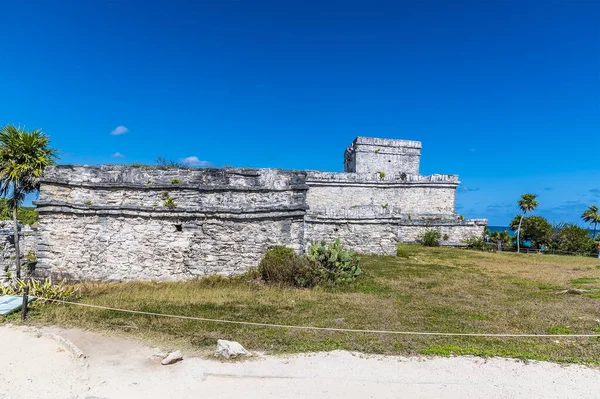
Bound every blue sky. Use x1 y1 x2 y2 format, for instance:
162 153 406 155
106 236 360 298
1 1 598 226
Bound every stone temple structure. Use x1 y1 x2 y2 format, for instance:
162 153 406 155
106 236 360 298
31 137 486 281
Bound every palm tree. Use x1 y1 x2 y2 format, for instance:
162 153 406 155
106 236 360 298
516 193 538 253
490 230 512 249
0 125 57 278
581 205 600 237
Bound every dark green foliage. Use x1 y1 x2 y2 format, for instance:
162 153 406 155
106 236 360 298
463 236 496 251
490 230 512 245
171 179 181 185
258 246 319 288
510 215 553 249
307 239 362 284
551 224 597 255
419 229 441 247
0 199 38 225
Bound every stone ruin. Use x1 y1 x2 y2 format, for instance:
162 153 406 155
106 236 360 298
26 136 486 281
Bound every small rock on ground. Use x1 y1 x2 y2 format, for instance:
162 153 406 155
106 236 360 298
161 351 183 365
215 339 251 359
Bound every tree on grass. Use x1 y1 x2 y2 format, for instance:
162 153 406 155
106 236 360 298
581 205 600 237
510 215 552 250
0 125 57 278
515 193 538 252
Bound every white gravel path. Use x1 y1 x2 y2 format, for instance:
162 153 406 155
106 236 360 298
0 324 598 399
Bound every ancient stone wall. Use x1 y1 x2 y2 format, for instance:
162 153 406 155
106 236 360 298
0 222 38 276
35 166 308 281
31 137 487 281
305 217 487 255
306 172 457 216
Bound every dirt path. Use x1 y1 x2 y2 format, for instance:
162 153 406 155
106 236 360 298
0 324 598 399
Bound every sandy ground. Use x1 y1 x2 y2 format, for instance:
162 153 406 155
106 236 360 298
0 325 599 399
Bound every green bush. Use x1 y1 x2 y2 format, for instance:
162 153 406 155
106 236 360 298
396 244 410 259
550 224 597 255
307 239 362 285
258 246 319 288
463 236 496 251
258 240 362 287
419 229 441 247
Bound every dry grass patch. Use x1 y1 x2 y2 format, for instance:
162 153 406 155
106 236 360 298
7 246 600 365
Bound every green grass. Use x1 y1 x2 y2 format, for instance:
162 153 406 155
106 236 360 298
10 246 600 364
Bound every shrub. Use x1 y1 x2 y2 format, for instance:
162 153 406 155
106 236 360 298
396 244 410 259
258 246 319 288
378 171 386 180
442 233 449 241
258 240 362 287
463 236 496 251
307 239 362 285
551 224 597 255
171 179 181 184
419 229 441 247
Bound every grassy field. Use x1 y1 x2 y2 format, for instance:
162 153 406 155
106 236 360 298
12 246 600 364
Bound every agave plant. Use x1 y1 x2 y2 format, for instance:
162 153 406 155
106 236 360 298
1 278 78 301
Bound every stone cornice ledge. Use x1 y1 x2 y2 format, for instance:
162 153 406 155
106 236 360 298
41 180 310 192
306 171 459 187
33 200 308 220
305 216 488 226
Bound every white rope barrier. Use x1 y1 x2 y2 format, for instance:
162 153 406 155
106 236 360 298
37 298 600 338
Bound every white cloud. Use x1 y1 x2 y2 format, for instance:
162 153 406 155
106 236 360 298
110 125 129 135
179 156 212 168
111 152 125 158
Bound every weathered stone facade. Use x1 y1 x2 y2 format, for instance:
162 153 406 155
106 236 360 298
31 136 486 281
344 137 421 175
1 221 37 276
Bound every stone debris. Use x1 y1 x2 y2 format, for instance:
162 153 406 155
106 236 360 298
214 339 251 359
161 350 183 365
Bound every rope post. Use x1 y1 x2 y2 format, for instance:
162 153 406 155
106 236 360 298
21 263 30 321
20 280 29 321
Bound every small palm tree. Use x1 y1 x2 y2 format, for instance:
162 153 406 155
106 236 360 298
0 125 58 278
582 205 600 237
516 193 538 253
490 230 512 248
